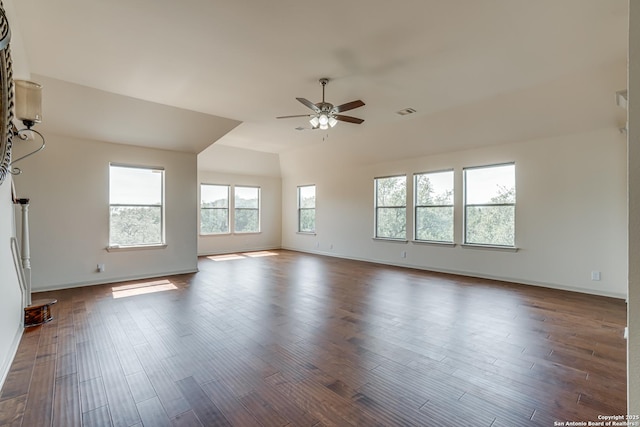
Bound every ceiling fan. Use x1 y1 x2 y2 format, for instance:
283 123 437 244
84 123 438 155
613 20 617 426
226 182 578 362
277 78 365 130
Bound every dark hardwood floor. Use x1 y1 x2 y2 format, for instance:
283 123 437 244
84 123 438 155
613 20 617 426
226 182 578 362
0 250 627 426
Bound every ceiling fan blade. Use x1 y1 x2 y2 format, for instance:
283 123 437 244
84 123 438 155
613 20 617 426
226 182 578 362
335 114 364 124
296 97 321 113
276 114 311 119
333 100 365 113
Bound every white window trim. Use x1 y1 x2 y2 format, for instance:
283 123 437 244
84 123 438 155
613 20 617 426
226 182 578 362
463 162 516 248
374 175 407 240
413 169 455 244
234 185 261 234
108 163 165 250
199 183 231 236
297 184 316 234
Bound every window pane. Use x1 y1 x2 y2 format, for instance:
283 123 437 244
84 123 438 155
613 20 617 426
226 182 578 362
416 206 454 242
465 205 515 246
376 207 406 239
110 166 162 205
299 185 316 208
235 209 259 233
201 208 229 234
299 208 315 233
376 176 406 207
201 184 229 208
235 186 259 208
109 206 162 246
465 164 515 204
415 171 453 205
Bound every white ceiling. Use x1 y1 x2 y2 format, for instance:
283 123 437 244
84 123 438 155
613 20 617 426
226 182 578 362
8 0 629 160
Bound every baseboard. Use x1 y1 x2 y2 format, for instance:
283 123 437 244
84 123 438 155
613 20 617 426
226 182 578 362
0 325 23 391
31 268 199 293
281 246 627 300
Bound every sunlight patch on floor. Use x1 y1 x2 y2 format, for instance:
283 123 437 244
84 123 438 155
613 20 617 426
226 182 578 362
243 251 278 258
207 251 279 261
112 279 177 299
207 254 247 261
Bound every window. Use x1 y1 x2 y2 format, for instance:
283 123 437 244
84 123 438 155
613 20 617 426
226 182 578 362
374 175 406 239
109 164 164 247
414 170 454 242
297 185 316 233
234 186 260 233
200 184 230 234
464 163 515 246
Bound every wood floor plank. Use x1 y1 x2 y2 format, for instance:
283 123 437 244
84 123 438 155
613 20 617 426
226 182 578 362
136 397 171 427
176 377 231 427
125 371 157 404
21 359 55 427
82 405 112 427
53 374 81 427
79 377 108 414
0 250 627 426
171 410 204 427
199 380 265 427
0 395 26 426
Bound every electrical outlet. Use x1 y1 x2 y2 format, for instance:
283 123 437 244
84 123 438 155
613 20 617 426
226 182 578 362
591 271 601 281
97 263 105 273
315 242 320 248
401 250 407 258
624 327 628 339
329 244 333 250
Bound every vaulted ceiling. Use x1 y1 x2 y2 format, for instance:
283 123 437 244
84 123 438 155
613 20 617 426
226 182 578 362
8 0 628 163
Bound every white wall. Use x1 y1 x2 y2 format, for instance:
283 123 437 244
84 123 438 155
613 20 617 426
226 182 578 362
197 170 282 256
0 177 25 388
12 133 198 291
628 0 639 414
281 127 627 298
0 0 28 390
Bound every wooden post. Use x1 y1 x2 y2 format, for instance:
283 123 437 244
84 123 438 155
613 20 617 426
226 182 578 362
17 198 31 306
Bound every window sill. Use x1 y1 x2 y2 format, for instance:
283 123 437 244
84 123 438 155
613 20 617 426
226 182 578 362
461 243 519 252
200 232 232 237
106 244 167 252
233 231 262 235
297 232 317 236
412 240 456 247
372 237 409 243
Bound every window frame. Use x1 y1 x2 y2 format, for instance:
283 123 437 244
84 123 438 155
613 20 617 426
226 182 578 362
108 163 165 249
413 169 455 243
463 162 516 248
374 174 407 241
297 184 316 234
199 183 230 235
233 185 261 234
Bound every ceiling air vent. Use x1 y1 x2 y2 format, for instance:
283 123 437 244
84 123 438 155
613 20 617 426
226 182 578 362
396 107 416 116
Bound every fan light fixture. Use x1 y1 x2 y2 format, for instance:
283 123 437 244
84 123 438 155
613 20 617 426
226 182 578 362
277 78 365 130
314 112 336 130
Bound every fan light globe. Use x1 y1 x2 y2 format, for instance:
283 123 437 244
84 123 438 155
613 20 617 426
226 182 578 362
320 123 329 130
309 116 320 127
328 116 338 128
318 113 329 126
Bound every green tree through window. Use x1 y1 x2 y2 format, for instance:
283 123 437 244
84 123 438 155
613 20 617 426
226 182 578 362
464 164 515 246
200 184 229 234
109 165 164 247
375 176 406 239
414 170 454 242
298 185 316 233
234 186 260 233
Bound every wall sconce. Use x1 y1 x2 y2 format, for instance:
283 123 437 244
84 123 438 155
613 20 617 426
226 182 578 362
10 79 45 175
